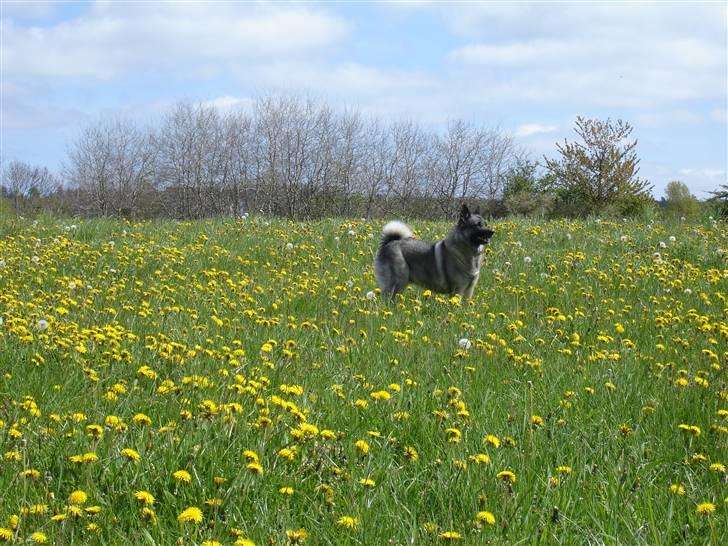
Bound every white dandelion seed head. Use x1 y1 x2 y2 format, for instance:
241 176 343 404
347 280 354 288
36 319 49 331
680 216 686 221
658 241 666 249
32 256 40 263
334 236 340 242
669 236 676 242
366 291 376 300
64 226 70 232
348 230 356 236
566 233 572 240
683 288 692 295
108 240 115 247
524 256 532 264
0 317 3 326
69 282 76 290
653 252 662 260
620 235 628 242
71 224 77 230
504 261 512 267
286 242 294 250
458 338 472 350
515 241 522 247
0 259 6 267
367 233 374 239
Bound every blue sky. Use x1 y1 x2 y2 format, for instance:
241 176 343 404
2 0 726 198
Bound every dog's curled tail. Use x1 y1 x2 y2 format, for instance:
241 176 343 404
380 221 413 247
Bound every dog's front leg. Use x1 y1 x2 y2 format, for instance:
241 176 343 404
462 276 479 299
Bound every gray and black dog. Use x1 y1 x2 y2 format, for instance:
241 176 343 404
374 204 494 299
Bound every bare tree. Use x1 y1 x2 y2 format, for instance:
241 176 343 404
66 119 155 216
389 120 429 214
2 160 56 213
359 119 397 218
222 110 255 216
156 102 224 218
427 120 518 216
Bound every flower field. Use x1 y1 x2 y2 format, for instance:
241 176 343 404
0 215 726 545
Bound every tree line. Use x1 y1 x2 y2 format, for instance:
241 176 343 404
2 95 724 220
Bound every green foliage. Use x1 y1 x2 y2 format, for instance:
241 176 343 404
502 159 541 198
664 180 700 219
544 117 653 216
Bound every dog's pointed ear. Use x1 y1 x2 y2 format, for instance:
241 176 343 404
459 203 470 223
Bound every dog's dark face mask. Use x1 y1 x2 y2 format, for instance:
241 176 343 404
457 204 495 246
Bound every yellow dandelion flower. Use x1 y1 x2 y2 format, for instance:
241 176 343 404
696 502 716 514
473 453 491 464
246 462 263 474
30 532 48 544
355 440 369 456
173 469 192 483
285 528 308 543
669 484 685 495
475 511 496 526
68 490 88 505
336 515 360 528
438 530 462 541
0 528 14 542
483 435 500 448
445 428 462 444
496 470 516 483
277 447 297 462
359 478 376 488
134 490 155 506
132 413 152 426
404 446 418 462
121 448 141 461
142 507 157 525
243 450 259 462
177 506 203 524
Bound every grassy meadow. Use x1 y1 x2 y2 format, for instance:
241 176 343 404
0 214 726 545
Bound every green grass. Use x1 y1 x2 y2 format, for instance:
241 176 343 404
0 215 726 545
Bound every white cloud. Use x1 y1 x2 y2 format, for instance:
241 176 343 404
442 2 726 107
678 168 725 179
1 3 348 79
201 96 254 112
514 123 558 137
